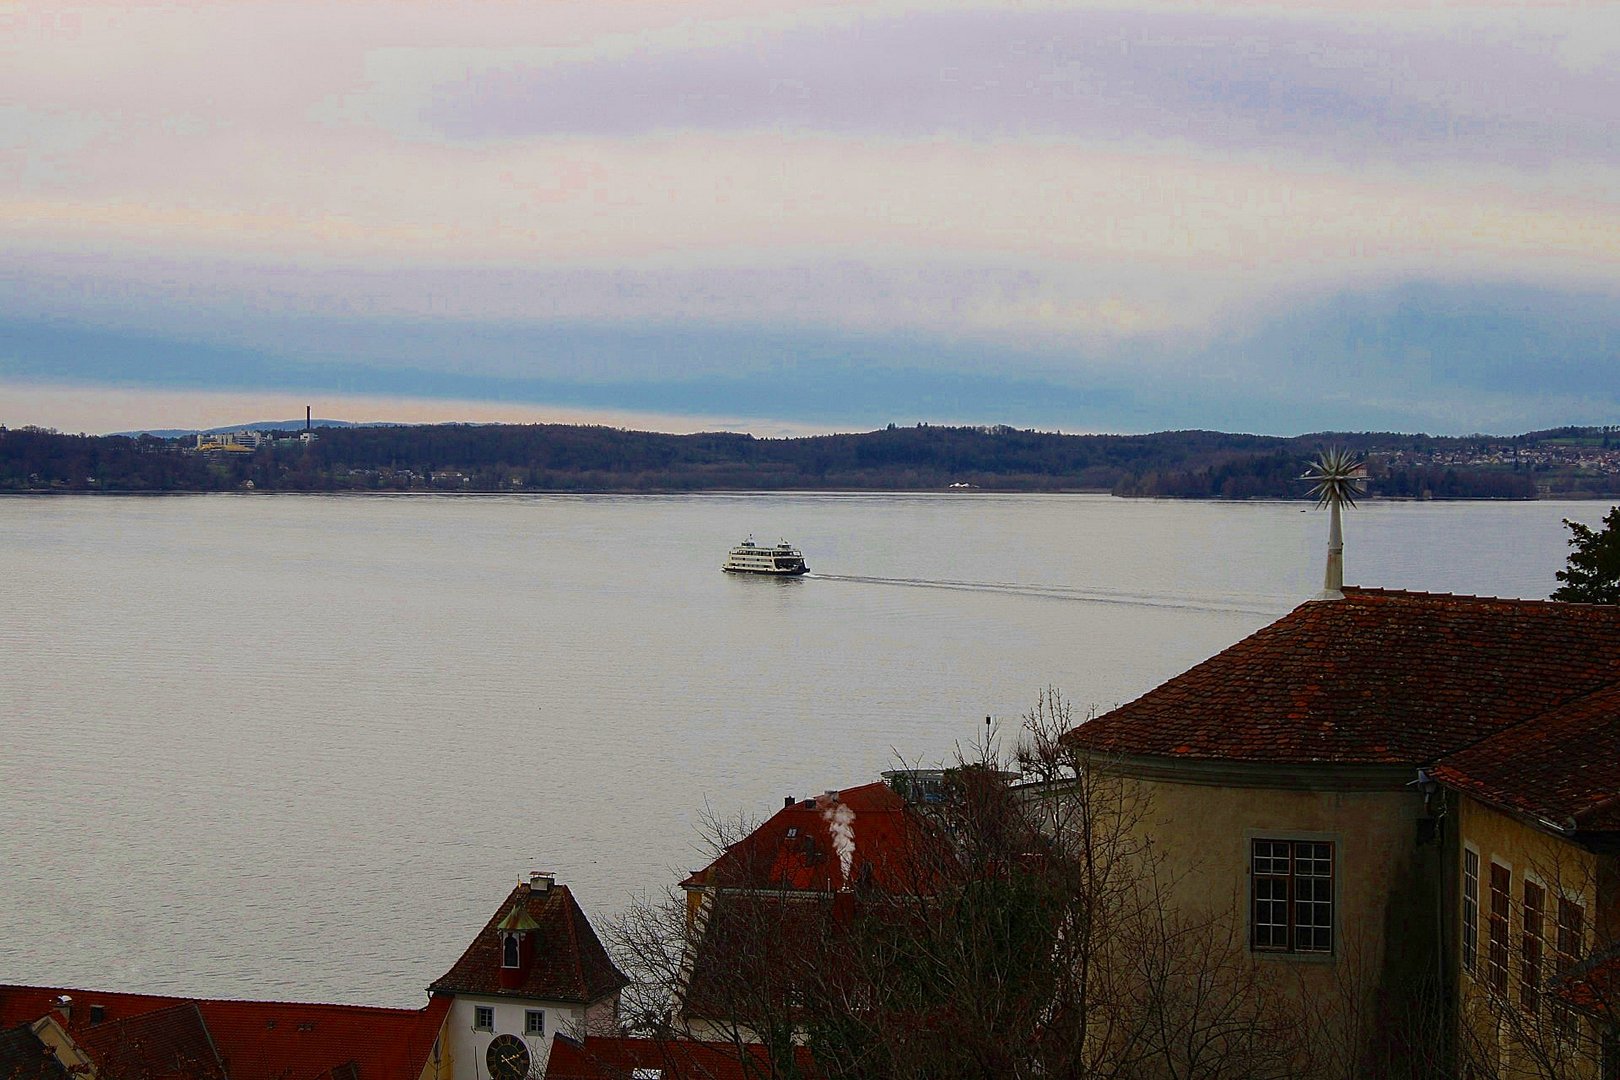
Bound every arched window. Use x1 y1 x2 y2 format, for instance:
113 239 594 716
502 932 520 969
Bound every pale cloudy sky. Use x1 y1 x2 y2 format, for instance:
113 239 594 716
3 1 1618 434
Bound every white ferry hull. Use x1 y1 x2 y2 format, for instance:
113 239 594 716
722 537 810 576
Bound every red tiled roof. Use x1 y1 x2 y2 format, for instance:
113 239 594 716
196 996 449 1080
544 1034 817 1080
677 892 835 1025
0 988 190 1033
1064 589 1620 766
429 884 627 1003
681 783 935 894
1557 948 1620 1020
0 1025 68 1080
1431 681 1620 833
0 987 449 1080
75 1003 225 1080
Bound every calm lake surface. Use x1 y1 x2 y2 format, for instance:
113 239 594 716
0 493 1605 1006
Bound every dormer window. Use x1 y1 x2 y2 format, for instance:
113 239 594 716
502 932 520 969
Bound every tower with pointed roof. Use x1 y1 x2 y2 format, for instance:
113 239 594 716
429 873 628 1080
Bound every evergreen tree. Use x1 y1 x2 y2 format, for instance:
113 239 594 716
1552 506 1620 603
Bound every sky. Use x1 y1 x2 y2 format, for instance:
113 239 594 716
3 1 1618 436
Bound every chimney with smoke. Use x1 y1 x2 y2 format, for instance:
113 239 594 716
820 796 856 889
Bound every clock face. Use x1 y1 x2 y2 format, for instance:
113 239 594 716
486 1034 531 1080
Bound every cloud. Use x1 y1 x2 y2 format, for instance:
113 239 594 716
423 7 1620 168
4 278 1617 436
3 1 1618 436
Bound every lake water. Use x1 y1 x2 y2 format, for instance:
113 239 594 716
0 493 1605 1006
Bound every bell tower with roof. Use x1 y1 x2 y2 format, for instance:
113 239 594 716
429 873 628 1080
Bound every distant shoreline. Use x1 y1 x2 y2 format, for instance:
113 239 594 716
5 488 1615 502
5 422 1617 500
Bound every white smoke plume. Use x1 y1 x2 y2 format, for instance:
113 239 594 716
822 798 857 888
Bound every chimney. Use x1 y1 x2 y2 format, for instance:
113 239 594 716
784 795 795 809
305 405 311 432
53 995 72 1024
529 871 554 892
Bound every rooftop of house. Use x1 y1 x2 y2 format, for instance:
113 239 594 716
1064 588 1620 767
545 1034 818 1080
429 880 627 1004
0 986 450 1080
73 1002 226 1080
1557 946 1620 1021
681 782 933 894
1432 680 1620 835
677 890 837 1026
0 1024 67 1080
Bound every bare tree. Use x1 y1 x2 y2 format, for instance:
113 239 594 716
607 689 1335 1079
1453 852 1619 1080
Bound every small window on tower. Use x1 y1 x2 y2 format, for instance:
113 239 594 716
474 1006 495 1032
503 933 520 969
525 1009 545 1037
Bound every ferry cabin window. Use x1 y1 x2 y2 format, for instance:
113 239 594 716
474 1006 495 1032
1250 839 1333 954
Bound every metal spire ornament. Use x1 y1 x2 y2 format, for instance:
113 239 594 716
1303 448 1368 600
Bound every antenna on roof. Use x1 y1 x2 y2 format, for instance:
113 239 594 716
1303 448 1367 601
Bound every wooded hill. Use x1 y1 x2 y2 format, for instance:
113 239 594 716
4 422 1617 498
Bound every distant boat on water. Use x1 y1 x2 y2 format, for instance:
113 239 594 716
722 536 809 576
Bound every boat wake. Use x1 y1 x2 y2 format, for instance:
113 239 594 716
805 573 1287 616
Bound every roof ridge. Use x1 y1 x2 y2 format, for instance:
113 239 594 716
1435 679 1620 768
1 985 434 1016
1345 586 1566 605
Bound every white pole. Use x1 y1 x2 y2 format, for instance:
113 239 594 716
1318 498 1344 600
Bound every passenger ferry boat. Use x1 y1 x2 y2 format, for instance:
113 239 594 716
722 536 809 576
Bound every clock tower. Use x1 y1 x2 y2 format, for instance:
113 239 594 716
430 873 628 1079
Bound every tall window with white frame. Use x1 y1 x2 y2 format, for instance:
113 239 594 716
1522 880 1545 1014
474 1005 495 1033
1555 896 1586 1038
524 1009 545 1038
1462 849 1480 976
1487 863 1511 997
1250 838 1334 954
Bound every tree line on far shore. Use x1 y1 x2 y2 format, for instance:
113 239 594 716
2 422 1616 498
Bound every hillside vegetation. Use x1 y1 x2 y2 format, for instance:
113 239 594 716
4 422 1617 498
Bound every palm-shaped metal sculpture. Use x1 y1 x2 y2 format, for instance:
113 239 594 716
1303 448 1367 599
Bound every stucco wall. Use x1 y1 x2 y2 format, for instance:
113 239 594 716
444 994 585 1080
1108 764 1442 1062
1452 795 1607 1080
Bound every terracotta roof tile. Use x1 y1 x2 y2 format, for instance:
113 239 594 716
677 891 836 1025
1064 589 1620 766
0 987 449 1080
195 996 449 1080
0 1025 68 1080
680 783 934 894
429 884 627 1003
544 1034 818 1080
1431 681 1620 833
75 1003 226 1080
